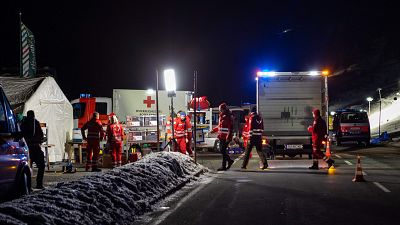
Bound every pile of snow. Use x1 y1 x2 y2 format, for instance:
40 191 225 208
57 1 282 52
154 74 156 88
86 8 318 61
0 152 207 225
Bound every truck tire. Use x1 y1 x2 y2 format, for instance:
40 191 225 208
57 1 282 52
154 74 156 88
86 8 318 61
213 140 220 153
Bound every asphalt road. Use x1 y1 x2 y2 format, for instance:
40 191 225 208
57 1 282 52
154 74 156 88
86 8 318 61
136 144 400 225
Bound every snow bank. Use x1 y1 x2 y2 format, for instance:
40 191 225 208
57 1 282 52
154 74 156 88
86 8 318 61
0 152 207 225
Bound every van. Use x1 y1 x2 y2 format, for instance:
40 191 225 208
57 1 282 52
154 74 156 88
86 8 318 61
0 85 31 201
332 110 371 146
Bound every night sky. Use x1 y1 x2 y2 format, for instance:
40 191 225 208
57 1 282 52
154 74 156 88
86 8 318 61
1 1 398 106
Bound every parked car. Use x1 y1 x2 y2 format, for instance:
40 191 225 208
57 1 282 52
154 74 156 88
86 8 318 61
0 85 31 201
332 109 371 146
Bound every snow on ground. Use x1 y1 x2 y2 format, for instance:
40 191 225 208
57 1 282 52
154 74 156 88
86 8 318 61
0 152 207 225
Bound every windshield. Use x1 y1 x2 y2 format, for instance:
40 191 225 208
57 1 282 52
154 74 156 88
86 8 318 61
340 112 369 123
72 103 86 119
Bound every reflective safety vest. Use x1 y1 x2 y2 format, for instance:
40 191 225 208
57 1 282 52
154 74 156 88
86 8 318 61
107 123 124 143
174 116 192 139
212 112 233 141
249 112 263 139
81 119 104 140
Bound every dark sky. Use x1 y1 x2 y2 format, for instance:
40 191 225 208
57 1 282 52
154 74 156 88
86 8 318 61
1 1 398 106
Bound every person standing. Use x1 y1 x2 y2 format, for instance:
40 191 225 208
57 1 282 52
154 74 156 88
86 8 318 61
21 110 45 189
107 114 125 167
211 103 234 171
81 112 105 172
241 107 268 170
184 113 194 157
308 109 334 169
174 111 193 156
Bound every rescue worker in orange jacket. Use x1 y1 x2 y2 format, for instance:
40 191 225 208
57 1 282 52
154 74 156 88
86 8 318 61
308 109 334 169
81 112 105 172
107 114 125 167
174 111 193 156
241 107 268 169
211 103 234 171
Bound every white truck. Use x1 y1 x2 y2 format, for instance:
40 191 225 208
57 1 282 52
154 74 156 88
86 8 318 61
256 71 329 159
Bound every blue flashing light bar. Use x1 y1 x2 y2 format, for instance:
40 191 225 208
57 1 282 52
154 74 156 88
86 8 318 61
80 94 91 98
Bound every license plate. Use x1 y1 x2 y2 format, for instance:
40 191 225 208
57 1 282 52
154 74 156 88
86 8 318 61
285 144 303 150
350 128 361 134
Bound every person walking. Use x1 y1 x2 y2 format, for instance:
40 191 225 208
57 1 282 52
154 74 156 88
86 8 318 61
211 103 234 171
107 114 125 167
81 112 105 172
241 107 268 170
308 109 334 169
20 110 45 189
174 111 193 156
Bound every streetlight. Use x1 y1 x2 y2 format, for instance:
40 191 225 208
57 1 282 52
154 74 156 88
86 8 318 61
164 69 176 151
377 88 382 138
366 97 373 115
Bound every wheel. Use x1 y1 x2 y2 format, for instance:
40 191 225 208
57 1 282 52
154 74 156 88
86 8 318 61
213 140 220 153
288 153 296 158
16 170 31 198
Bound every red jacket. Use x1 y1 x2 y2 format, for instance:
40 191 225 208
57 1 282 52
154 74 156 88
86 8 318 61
81 119 105 141
248 112 264 140
242 116 250 141
174 116 192 139
308 116 327 143
107 123 124 144
212 111 233 141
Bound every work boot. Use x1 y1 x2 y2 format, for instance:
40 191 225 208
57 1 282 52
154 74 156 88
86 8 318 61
259 164 269 170
326 158 335 169
226 159 234 170
35 185 45 189
241 166 247 170
92 168 102 172
308 161 319 170
217 167 227 171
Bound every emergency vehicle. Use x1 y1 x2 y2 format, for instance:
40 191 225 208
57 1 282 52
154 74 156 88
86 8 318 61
71 94 112 141
332 109 370 146
256 71 329 158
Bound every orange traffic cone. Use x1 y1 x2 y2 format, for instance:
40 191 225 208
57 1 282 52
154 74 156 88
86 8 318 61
325 141 331 157
352 155 366 182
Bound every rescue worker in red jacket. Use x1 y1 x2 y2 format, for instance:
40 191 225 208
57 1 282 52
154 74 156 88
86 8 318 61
185 114 194 157
174 111 193 156
81 112 105 172
241 107 268 169
242 115 252 159
211 103 234 171
107 114 125 168
308 109 334 169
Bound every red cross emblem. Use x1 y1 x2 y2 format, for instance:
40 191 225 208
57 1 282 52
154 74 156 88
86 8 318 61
143 96 155 108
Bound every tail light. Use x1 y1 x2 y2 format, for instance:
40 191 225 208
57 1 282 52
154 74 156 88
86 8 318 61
4 146 25 155
262 137 268 145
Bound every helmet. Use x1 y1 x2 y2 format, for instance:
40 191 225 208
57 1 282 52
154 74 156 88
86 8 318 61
180 111 186 117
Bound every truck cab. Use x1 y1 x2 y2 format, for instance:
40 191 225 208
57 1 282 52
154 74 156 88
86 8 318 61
71 95 112 142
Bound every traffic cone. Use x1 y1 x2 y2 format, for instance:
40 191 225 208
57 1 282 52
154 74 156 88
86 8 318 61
325 141 331 157
352 155 366 182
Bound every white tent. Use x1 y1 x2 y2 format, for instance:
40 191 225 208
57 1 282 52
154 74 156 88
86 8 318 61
0 76 73 162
